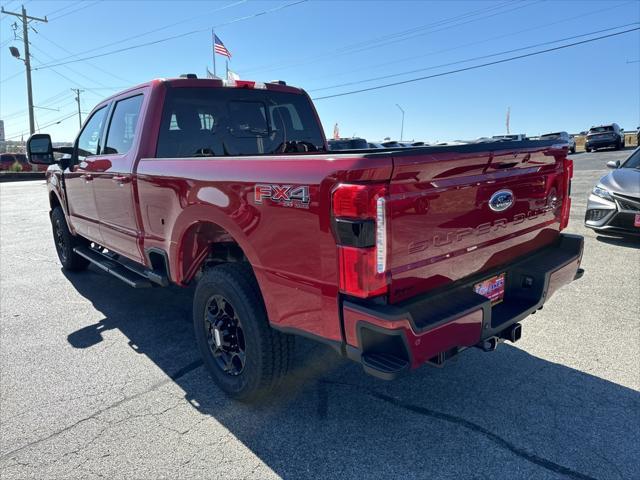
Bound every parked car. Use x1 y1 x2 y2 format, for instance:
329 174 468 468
540 131 576 154
584 147 640 237
0 153 47 172
27 76 583 401
379 140 418 148
492 134 527 141
328 137 368 150
585 123 625 152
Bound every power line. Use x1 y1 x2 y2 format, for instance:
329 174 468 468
241 0 542 75
310 23 640 93
4 111 77 140
33 0 308 70
312 27 640 101
2 99 77 131
33 29 134 85
47 0 99 21
307 0 636 84
0 70 23 84
43 0 82 18
41 0 247 66
1 89 74 120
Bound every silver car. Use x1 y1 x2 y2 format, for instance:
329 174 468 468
585 148 640 237
540 131 576 154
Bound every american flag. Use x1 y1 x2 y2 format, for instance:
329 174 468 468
214 34 232 59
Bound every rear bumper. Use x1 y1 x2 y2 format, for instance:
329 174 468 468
343 233 584 379
585 139 618 149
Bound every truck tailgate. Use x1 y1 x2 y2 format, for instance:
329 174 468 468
386 144 566 302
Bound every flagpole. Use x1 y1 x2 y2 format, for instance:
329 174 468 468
212 28 217 78
226 59 229 79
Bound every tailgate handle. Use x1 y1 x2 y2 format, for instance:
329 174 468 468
80 174 93 182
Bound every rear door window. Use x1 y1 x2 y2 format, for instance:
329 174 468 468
104 95 144 155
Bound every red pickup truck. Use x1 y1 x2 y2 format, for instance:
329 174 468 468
28 76 584 401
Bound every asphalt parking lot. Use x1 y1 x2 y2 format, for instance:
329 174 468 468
1 149 638 480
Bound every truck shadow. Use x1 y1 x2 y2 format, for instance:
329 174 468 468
64 268 639 480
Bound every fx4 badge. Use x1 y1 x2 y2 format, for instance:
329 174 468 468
254 184 310 209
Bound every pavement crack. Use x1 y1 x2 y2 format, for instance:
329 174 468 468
0 360 204 462
321 379 600 480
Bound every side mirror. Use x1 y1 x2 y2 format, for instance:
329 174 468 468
606 160 620 169
27 134 55 165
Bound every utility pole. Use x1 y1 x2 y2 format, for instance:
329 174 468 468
396 104 405 141
72 89 84 128
1 5 48 136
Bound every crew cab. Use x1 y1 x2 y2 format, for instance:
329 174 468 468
28 77 584 401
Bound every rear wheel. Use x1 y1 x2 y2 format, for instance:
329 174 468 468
585 146 591 153
193 262 294 402
51 207 89 271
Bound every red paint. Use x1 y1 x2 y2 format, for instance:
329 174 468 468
43 78 581 369
342 304 484 368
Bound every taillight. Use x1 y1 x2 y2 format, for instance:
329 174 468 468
332 184 388 298
560 157 573 230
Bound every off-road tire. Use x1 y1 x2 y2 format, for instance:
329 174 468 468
193 262 294 402
51 206 89 271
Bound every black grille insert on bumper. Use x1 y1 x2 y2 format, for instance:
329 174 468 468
585 209 611 222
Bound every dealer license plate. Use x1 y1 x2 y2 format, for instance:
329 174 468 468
634 214 640 228
474 273 506 305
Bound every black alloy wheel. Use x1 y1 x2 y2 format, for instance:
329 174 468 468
204 294 246 376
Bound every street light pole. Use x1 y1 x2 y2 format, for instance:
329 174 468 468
1 5 48 136
396 104 405 141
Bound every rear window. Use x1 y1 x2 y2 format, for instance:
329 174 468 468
540 133 562 139
589 126 614 133
156 87 326 158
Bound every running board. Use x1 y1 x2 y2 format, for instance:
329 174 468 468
73 246 154 288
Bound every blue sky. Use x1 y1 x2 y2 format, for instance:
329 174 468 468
1 0 639 142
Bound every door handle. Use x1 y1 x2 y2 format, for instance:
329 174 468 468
112 175 131 185
81 174 93 182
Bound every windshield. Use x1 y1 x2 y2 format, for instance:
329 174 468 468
589 126 614 133
621 149 640 169
156 87 326 157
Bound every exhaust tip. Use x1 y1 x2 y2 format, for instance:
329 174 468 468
501 323 522 343
478 336 499 352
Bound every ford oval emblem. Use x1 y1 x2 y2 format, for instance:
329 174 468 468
489 190 514 212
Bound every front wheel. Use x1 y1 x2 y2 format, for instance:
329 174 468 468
51 207 89 271
193 263 294 402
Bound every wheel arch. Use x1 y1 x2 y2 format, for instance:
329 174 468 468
170 207 260 286
49 190 63 212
